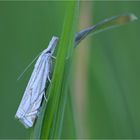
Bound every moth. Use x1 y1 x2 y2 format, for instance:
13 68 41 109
15 36 58 128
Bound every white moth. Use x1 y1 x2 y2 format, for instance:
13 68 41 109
15 36 58 128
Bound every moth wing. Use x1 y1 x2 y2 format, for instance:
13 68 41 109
15 53 51 128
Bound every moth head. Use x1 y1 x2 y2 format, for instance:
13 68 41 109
45 36 59 54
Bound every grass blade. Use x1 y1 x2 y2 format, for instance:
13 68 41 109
39 1 78 139
75 13 137 46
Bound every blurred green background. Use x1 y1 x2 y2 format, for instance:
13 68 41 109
0 1 140 139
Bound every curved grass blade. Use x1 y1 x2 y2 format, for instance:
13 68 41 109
75 13 137 46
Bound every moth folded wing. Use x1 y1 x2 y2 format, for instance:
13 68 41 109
21 54 50 128
15 54 48 128
28 53 52 110
15 53 44 113
30 54 50 103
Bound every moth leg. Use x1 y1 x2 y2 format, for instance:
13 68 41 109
48 75 51 83
43 92 48 102
39 88 48 102
43 75 52 102
51 56 56 59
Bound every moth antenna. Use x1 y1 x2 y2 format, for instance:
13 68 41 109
17 53 41 81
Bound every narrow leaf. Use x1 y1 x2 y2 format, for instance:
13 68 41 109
75 13 137 46
40 1 78 139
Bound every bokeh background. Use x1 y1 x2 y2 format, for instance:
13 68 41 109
0 1 140 139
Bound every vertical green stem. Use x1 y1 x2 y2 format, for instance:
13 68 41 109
40 1 79 139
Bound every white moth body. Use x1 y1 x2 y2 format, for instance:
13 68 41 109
15 36 58 128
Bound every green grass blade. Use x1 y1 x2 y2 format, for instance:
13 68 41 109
30 101 47 139
75 13 137 46
39 1 78 139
